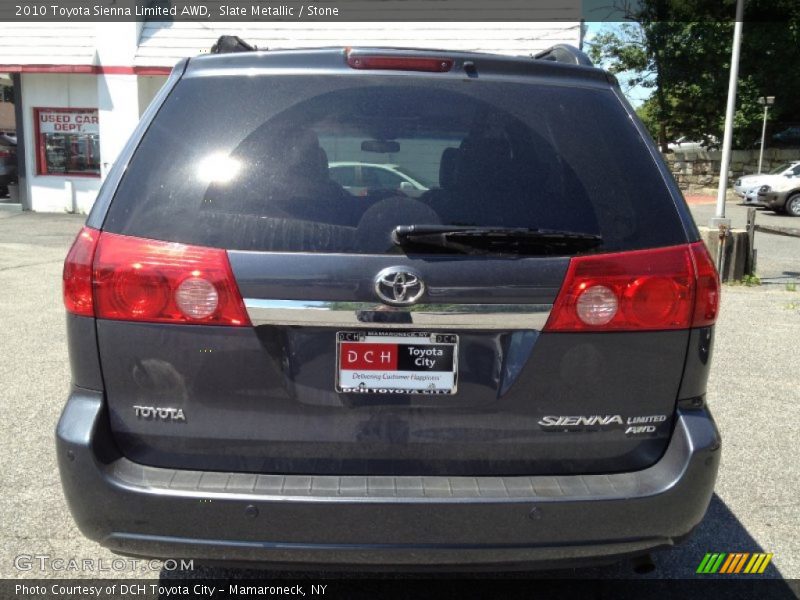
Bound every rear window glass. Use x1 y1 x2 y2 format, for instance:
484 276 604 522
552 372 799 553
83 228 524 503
104 74 686 254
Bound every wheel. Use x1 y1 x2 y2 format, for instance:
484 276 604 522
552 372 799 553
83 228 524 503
786 193 800 217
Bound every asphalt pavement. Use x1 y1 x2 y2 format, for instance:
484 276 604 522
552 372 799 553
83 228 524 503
0 203 797 592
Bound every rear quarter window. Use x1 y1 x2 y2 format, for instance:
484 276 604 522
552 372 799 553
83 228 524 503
104 73 687 254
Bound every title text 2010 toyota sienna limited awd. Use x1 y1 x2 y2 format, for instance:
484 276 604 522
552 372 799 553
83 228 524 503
57 43 721 571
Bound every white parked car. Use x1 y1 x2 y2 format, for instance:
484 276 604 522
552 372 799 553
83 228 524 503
734 161 800 205
328 162 431 198
667 135 720 153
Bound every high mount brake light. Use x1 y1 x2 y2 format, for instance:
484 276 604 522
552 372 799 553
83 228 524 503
544 243 720 332
346 54 453 72
63 229 250 326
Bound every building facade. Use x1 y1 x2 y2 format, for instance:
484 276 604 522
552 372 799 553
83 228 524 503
1 21 582 212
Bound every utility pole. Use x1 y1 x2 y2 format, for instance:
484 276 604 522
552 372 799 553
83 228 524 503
757 96 775 173
711 0 744 228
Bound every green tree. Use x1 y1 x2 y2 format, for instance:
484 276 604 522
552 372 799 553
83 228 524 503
587 1 800 149
635 96 661 142
587 20 699 151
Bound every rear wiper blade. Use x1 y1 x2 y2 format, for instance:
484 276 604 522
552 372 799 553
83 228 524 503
392 224 603 254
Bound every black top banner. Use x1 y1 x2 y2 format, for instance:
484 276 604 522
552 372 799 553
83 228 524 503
4 0 577 22
0 0 795 22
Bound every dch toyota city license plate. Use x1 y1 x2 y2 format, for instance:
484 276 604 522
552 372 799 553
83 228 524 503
336 331 458 394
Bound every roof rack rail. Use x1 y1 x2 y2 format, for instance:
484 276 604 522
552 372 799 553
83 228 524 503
210 35 258 54
533 44 593 67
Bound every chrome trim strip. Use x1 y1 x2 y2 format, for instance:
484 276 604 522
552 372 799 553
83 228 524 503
245 299 552 330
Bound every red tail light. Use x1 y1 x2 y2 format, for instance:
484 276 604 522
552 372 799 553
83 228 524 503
92 233 250 326
689 241 720 327
63 226 99 317
544 243 720 332
0 149 11 158
65 232 250 326
346 54 453 72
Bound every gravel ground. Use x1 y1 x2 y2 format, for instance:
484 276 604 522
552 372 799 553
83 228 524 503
0 205 797 593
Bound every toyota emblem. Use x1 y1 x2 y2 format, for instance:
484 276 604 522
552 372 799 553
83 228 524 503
374 267 426 306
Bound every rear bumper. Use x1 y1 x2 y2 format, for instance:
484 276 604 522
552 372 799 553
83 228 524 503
57 388 720 569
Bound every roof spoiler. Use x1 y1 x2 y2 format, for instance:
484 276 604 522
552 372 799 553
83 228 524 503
533 44 593 67
210 35 257 54
205 38 592 67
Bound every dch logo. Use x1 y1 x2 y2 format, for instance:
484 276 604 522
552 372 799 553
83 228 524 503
340 343 398 370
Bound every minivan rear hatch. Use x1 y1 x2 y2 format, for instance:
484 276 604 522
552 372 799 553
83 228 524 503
92 49 699 476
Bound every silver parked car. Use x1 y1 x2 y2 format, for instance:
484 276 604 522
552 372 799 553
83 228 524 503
735 161 800 206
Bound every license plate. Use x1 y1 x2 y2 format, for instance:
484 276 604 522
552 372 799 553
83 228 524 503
336 331 458 394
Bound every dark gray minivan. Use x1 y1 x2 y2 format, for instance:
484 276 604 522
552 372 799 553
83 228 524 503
58 45 721 570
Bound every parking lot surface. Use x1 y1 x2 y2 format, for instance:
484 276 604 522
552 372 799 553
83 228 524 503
0 204 797 590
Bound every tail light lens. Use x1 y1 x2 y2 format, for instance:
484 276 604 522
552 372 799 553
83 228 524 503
544 243 719 332
575 285 618 325
71 232 251 326
689 241 720 327
92 233 250 326
63 226 99 317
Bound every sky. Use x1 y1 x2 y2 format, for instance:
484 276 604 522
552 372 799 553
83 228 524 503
584 21 653 108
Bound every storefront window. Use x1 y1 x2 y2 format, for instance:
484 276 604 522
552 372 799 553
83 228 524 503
35 108 100 177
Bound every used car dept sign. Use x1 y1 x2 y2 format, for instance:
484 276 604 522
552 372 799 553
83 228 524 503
38 110 99 134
